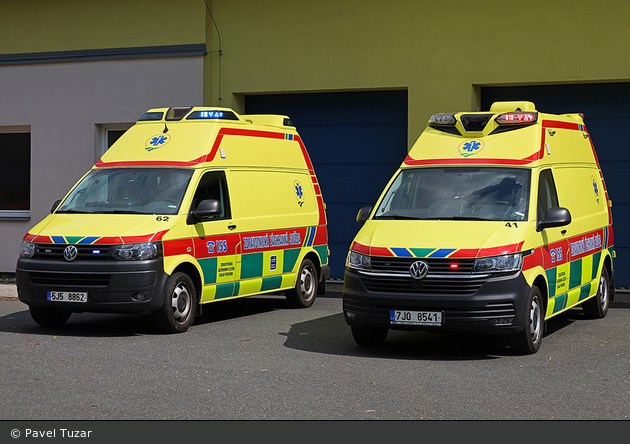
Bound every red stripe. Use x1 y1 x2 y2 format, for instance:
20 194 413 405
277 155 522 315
370 246 393 257
478 242 522 257
295 135 315 171
94 236 123 245
542 119 580 131
448 248 479 258
95 156 206 168
404 153 541 166
351 241 370 255
314 225 328 246
163 238 194 257
522 247 544 271
121 234 155 243
24 233 37 242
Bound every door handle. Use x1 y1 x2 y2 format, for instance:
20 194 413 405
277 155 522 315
228 224 237 231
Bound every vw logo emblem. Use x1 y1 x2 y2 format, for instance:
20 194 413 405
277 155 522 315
63 245 78 262
409 261 429 280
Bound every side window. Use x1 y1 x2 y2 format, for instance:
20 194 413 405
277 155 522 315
191 171 231 220
537 169 559 221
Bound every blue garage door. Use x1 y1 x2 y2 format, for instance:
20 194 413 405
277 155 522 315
246 91 408 279
482 83 630 286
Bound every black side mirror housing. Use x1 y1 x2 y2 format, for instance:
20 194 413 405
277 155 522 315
51 199 62 213
537 207 571 232
187 199 222 225
356 206 373 224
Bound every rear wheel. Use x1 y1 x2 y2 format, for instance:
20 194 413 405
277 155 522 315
29 306 71 327
583 267 611 319
285 259 318 308
510 285 544 354
154 272 197 333
351 325 388 347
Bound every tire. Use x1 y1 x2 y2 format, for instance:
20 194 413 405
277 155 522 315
351 325 388 347
29 306 71 327
154 272 197 333
582 266 611 319
510 285 544 354
285 259 318 308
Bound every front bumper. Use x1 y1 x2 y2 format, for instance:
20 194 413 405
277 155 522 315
16 257 169 314
342 268 531 334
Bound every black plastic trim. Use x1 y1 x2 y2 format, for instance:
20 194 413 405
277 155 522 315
0 44 207 66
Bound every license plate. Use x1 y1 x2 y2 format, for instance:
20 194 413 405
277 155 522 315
47 291 88 303
390 310 443 326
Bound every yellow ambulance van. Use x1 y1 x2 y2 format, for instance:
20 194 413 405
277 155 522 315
17 107 329 333
343 101 614 354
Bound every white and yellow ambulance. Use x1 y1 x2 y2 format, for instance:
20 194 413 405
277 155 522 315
17 107 329 333
343 101 614 354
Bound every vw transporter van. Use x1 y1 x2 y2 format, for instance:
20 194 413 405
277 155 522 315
343 101 614 354
17 107 329 333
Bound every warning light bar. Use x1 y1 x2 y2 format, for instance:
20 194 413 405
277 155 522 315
495 112 538 126
428 113 457 127
187 110 239 121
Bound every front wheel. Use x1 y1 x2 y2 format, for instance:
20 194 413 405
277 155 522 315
29 306 71 327
153 272 197 333
510 285 544 354
285 259 318 308
582 266 611 319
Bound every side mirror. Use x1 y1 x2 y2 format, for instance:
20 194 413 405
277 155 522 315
356 206 373 224
51 199 62 213
187 199 222 224
537 207 571 232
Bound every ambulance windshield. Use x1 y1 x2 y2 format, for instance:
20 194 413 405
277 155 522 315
56 168 194 215
374 167 530 221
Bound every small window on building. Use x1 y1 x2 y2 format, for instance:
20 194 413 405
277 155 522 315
95 123 132 161
0 129 30 220
107 129 126 148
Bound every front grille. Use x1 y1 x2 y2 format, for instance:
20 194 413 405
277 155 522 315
370 257 475 274
361 257 487 295
34 244 116 261
30 271 111 287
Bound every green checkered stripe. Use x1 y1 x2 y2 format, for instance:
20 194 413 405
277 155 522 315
198 245 327 300
544 249 609 315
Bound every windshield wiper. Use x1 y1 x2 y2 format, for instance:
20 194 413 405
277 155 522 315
375 215 422 220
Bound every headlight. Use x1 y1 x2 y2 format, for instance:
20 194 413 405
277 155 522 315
346 250 371 270
473 253 522 274
19 241 36 259
113 242 162 261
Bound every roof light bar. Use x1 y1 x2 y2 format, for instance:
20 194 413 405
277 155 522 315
495 112 538 126
428 113 457 126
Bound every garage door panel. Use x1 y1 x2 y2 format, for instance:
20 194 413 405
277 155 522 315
298 123 407 165
598 161 630 205
316 163 398 205
325 203 373 243
246 91 407 126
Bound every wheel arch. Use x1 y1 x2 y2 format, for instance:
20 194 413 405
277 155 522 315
171 261 203 303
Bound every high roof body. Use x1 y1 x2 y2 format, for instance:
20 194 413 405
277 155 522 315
404 101 597 168
95 106 314 171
